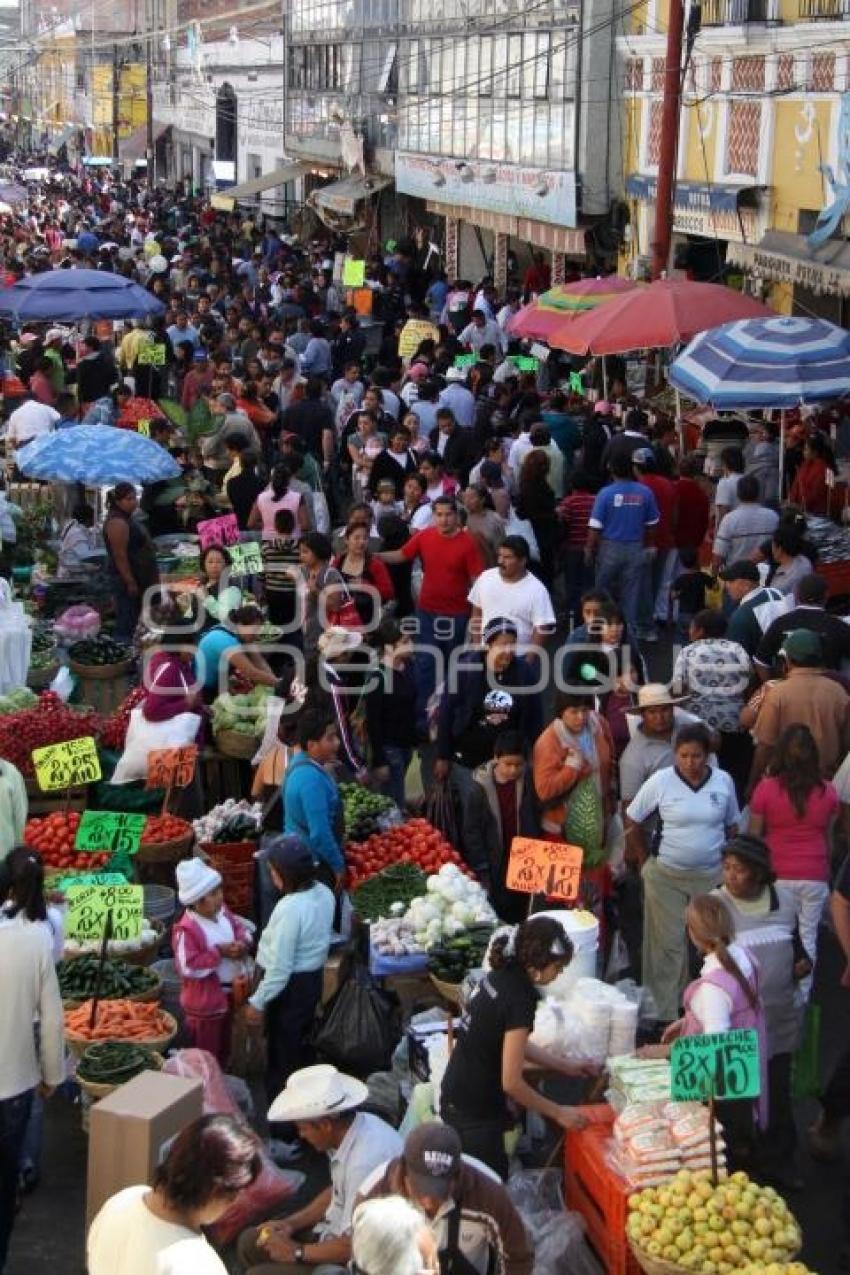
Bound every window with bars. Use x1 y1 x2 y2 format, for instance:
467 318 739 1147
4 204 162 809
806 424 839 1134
625 57 644 91
731 55 765 92
651 57 665 92
775 53 794 91
725 100 761 176
647 100 663 167
811 52 835 92
710 58 722 92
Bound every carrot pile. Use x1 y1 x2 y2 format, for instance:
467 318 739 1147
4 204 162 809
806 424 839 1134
64 999 173 1041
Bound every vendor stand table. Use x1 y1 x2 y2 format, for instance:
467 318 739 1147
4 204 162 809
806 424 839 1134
564 1105 643 1275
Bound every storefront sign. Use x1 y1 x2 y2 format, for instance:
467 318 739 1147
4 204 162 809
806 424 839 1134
395 153 577 229
728 240 850 296
626 174 761 243
33 737 101 791
671 1029 761 1101
506 837 583 901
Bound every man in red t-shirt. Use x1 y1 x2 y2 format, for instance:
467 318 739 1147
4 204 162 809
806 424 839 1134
633 448 679 636
674 453 711 553
381 496 483 731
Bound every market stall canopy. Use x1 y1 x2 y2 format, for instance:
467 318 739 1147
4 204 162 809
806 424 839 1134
0 268 165 322
309 172 392 217
508 276 641 341
120 120 170 163
210 161 309 212
16 425 180 485
544 279 773 356
669 315 850 409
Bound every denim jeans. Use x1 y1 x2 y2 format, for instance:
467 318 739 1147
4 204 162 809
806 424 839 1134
0 1088 34 1273
594 540 644 631
380 745 413 809
412 609 469 731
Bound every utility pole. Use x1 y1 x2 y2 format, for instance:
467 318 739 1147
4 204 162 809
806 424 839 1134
145 0 154 189
650 0 685 279
112 42 120 164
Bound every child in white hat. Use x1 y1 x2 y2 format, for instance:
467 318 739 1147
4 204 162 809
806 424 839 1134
172 858 253 1064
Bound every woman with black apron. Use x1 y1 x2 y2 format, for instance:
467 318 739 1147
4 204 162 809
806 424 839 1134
441 915 591 1179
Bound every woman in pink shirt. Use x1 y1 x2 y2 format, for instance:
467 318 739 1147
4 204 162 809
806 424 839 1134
748 723 839 983
248 463 308 542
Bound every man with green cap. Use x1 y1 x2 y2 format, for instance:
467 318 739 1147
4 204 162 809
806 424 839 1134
747 628 850 793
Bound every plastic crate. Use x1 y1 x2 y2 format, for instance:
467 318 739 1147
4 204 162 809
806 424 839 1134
565 1109 642 1275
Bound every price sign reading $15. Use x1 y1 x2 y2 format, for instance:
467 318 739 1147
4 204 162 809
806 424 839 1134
32 737 102 792
670 1028 761 1101
505 837 583 902
75 811 147 856
146 744 198 791
66 883 144 942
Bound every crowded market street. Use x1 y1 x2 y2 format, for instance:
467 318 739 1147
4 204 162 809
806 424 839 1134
0 74 849 1275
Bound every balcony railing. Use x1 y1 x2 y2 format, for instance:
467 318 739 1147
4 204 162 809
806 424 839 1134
700 0 773 22
798 0 850 18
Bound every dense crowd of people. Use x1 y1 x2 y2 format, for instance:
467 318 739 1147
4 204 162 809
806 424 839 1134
0 160 849 1274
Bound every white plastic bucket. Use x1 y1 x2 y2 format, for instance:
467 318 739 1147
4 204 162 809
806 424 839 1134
532 908 600 997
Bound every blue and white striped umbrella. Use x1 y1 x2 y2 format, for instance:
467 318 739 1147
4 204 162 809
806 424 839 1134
669 315 850 409
16 425 180 485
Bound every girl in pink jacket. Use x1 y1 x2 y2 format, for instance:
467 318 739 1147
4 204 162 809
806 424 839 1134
172 859 252 1063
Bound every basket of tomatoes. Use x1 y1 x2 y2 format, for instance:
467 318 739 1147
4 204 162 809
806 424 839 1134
344 818 469 891
137 814 193 865
23 812 112 874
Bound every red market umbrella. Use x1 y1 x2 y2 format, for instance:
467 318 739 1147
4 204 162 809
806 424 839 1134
508 276 641 340
545 279 774 356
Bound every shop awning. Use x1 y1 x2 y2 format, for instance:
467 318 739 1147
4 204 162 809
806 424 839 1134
626 175 763 213
119 120 170 162
210 161 308 212
311 172 391 217
727 230 850 297
425 201 587 256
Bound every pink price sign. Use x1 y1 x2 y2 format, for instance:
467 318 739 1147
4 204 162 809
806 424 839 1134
197 514 239 550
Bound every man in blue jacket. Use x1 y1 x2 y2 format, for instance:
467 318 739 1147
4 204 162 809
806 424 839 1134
283 710 344 888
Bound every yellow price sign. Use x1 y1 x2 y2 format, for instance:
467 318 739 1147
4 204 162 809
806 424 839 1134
342 258 366 287
32 737 102 792
66 883 144 942
137 418 151 437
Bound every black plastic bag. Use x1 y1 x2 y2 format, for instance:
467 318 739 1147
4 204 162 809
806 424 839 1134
312 963 402 1076
424 777 462 849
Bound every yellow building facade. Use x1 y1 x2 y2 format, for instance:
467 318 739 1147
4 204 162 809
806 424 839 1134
618 0 850 321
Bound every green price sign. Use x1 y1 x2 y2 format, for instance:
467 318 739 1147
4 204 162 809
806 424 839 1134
58 872 127 892
569 371 584 394
138 343 167 367
509 355 539 372
228 541 264 575
342 258 366 287
66 883 144 943
453 354 478 368
32 737 102 792
75 811 147 856
670 1028 761 1101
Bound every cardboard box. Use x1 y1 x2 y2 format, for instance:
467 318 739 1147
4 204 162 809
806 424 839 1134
86 1070 203 1228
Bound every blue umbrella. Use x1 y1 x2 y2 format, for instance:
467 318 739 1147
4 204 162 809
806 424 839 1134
16 426 180 485
669 315 850 409
0 269 165 322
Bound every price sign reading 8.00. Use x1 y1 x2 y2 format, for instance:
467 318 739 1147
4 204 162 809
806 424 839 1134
32 737 102 792
66 884 144 942
670 1029 761 1101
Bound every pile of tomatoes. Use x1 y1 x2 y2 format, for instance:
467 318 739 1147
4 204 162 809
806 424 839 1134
23 812 111 871
0 692 103 780
141 814 192 845
345 818 467 890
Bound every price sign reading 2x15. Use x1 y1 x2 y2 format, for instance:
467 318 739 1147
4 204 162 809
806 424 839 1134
670 1029 761 1101
75 811 147 856
146 745 198 790
66 884 144 942
32 737 102 792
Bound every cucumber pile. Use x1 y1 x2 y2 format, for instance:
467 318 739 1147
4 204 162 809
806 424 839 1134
427 925 495 985
76 1041 160 1086
58 956 158 1001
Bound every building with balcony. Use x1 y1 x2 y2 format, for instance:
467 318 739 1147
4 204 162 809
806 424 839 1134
619 0 850 321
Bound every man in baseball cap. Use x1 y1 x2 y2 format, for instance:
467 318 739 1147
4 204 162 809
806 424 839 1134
356 1122 533 1273
719 560 785 657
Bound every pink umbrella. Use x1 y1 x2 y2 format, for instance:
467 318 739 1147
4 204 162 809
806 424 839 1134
545 279 773 356
508 276 641 340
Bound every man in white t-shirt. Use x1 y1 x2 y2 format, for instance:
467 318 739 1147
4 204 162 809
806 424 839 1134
6 400 60 451
468 536 555 649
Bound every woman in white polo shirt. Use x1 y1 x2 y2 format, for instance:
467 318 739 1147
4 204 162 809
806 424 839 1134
625 723 740 1026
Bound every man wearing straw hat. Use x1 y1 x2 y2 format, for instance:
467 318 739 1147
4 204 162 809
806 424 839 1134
237 1065 401 1274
